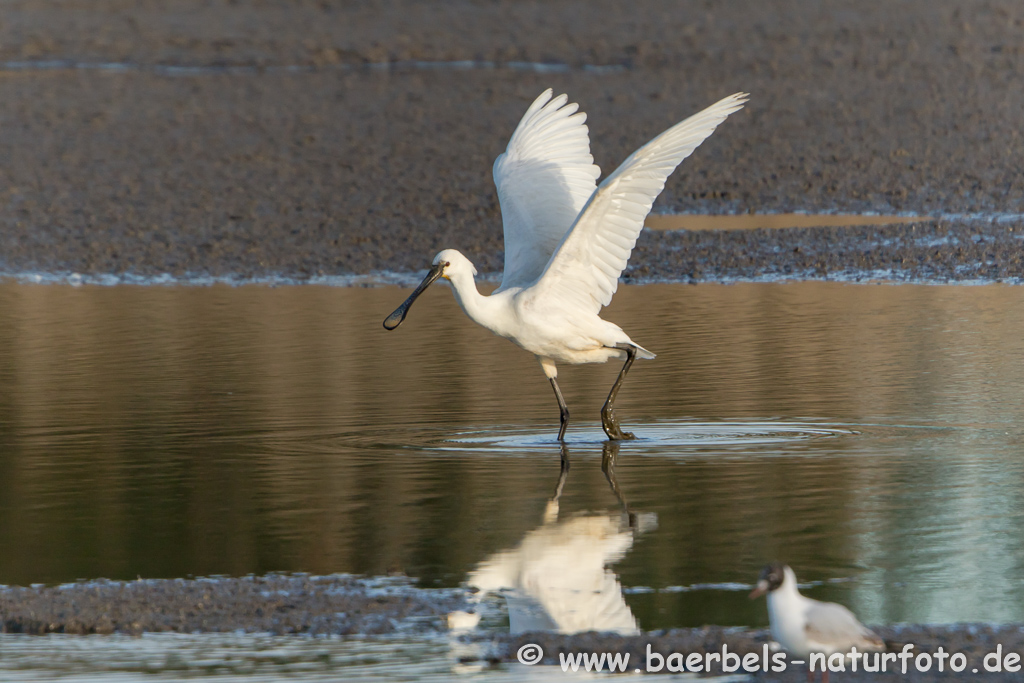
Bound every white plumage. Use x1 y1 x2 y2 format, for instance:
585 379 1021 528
493 92 600 292
468 513 641 635
751 565 884 660
385 89 747 440
461 442 657 636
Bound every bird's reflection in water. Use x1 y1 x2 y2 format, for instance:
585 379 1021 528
467 442 656 635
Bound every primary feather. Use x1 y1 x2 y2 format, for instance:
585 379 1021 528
535 92 748 315
493 89 601 291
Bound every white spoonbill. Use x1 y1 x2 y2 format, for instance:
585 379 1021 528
384 89 747 441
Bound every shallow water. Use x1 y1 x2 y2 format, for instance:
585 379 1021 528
0 281 1023 635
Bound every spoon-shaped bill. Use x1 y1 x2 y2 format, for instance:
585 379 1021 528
383 262 445 330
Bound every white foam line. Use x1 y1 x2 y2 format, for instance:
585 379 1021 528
630 582 752 594
940 212 1024 223
629 579 853 594
0 59 627 76
3 267 1021 288
649 209 930 220
0 270 436 288
646 271 1024 287
649 210 1024 225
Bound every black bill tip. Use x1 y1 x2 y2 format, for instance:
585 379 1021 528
383 304 410 330
382 262 445 330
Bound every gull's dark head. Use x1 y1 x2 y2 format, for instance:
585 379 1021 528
749 562 787 599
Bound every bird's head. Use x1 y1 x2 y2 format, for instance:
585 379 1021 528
432 249 477 278
383 249 475 330
749 563 788 599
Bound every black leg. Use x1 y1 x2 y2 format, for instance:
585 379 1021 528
601 346 637 441
552 442 571 500
543 443 571 523
601 441 637 527
549 377 570 441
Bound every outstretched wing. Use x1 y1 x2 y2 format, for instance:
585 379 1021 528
493 90 601 291
532 93 748 313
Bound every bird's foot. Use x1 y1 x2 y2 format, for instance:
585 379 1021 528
601 413 636 441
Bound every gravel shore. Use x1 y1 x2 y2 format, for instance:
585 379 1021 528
0 0 1022 281
0 574 467 636
2 575 1022 680
494 626 1024 681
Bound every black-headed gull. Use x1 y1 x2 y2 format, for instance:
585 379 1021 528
750 564 884 682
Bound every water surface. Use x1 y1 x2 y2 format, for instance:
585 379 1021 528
0 281 1023 630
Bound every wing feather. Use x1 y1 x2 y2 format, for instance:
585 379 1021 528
493 90 601 291
533 93 748 312
804 601 884 651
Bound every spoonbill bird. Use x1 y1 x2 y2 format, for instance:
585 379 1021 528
384 89 747 440
459 442 655 635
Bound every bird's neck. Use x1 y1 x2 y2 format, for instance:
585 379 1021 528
767 580 806 622
774 581 803 603
447 268 503 332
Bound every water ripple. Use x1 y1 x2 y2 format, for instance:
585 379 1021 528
443 420 858 452
0 58 628 76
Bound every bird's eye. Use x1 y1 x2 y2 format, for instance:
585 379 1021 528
444 261 451 267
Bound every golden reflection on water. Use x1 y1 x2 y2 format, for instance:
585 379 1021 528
0 282 1023 627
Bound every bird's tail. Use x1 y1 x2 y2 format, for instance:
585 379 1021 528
618 342 656 360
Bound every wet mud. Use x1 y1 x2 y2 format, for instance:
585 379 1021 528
0 575 467 636
631 219 1024 283
488 626 1024 680
2 574 1020 682
0 1 1022 280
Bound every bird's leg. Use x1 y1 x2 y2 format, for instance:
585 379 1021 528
601 441 637 527
544 443 570 523
805 665 828 683
601 346 637 441
549 377 570 441
552 442 570 500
